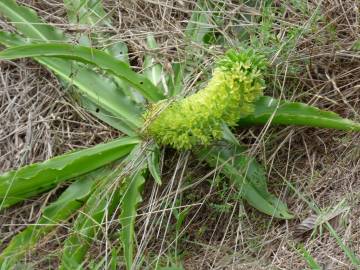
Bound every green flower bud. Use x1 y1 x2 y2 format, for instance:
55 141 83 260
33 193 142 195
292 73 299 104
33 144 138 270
143 49 266 150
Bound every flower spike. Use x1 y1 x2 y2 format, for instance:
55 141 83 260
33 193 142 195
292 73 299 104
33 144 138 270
144 49 267 149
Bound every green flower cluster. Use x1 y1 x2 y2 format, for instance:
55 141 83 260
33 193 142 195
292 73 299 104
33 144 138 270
143 50 267 149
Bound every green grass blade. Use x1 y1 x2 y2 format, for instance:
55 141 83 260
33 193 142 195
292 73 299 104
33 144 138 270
288 182 360 266
88 247 119 270
239 96 360 131
167 0 217 98
0 137 140 209
325 222 360 266
120 171 145 270
0 0 65 43
0 166 112 266
197 142 293 219
0 31 143 133
296 245 322 269
0 43 165 102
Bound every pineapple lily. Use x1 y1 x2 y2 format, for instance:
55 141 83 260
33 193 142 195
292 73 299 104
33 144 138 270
0 0 359 269
143 50 266 149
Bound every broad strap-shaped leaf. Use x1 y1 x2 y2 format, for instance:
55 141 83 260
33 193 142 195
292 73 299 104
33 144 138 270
0 43 165 102
64 0 111 29
185 0 214 45
147 143 162 185
197 142 293 219
120 171 145 270
0 137 140 209
0 0 65 43
60 169 123 270
0 0 143 133
221 122 241 147
78 95 138 136
0 33 142 134
64 1 140 105
239 96 360 131
60 144 148 269
64 0 130 69
0 31 143 133
143 35 164 87
0 166 112 266
167 62 184 97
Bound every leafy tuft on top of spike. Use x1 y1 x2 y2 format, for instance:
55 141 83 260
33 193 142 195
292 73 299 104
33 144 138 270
143 49 267 149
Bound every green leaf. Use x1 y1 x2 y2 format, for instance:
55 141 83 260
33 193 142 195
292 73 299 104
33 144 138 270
0 0 134 106
0 43 165 102
60 144 148 270
0 166 112 266
239 96 360 131
0 31 143 134
185 0 214 45
197 142 293 219
296 245 322 269
0 137 140 209
77 94 139 136
0 0 144 132
147 143 162 185
60 170 123 270
167 62 184 97
221 122 241 147
64 0 130 71
64 0 111 46
0 0 65 43
64 0 111 29
0 0 142 132
143 35 163 87
120 171 145 270
351 39 360 51
107 42 146 104
0 31 31 47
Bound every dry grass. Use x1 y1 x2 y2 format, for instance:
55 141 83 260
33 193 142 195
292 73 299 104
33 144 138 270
1 0 359 269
